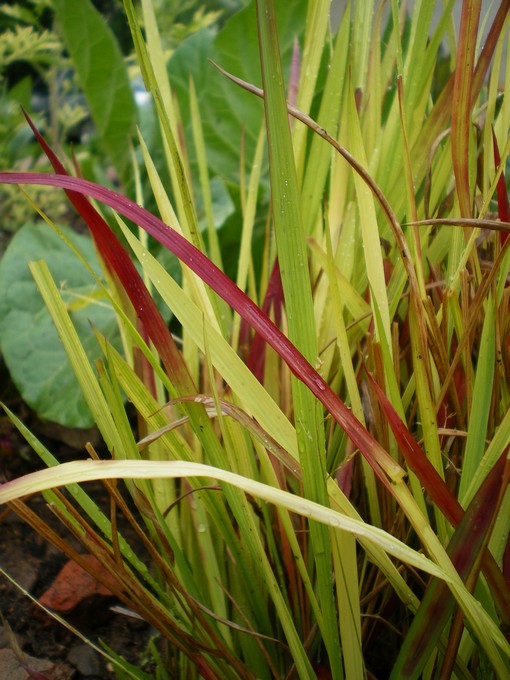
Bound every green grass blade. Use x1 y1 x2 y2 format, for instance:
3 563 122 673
189 76 223 271
256 0 341 672
28 260 126 457
332 531 364 678
346 84 392 351
458 294 496 501
232 123 266 350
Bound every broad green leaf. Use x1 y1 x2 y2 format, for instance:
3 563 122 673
52 0 136 178
0 222 120 428
195 175 235 234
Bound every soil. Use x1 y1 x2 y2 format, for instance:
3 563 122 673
0 361 155 679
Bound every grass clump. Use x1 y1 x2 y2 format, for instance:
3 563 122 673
0 1 509 678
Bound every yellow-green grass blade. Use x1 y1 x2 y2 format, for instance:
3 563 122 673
323 223 383 530
135 133 222 333
188 78 233 334
256 1 341 672
323 225 365 425
259 238 365 667
404 0 444 128
381 0 457 222
308 238 371 323
409 310 449 542
460 406 510 509
293 0 331 181
371 298 428 518
28 262 196 568
488 482 510 570
188 494 233 650
331 530 364 679
326 477 423 618
139 0 175 137
0 459 471 582
97 352 181 540
189 76 223 271
346 84 392 352
253 440 325 637
452 0 482 219
232 122 266 350
202 329 321 658
390 0 404 75
126 0 238 360
300 6 350 237
351 0 374 91
28 260 128 458
361 1 383 157
127 0 202 248
381 0 452 209
481 20 506 199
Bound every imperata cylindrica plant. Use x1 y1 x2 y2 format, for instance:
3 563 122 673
0 1 509 678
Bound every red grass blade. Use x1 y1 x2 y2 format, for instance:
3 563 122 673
247 258 284 381
390 449 509 678
0 163 403 491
